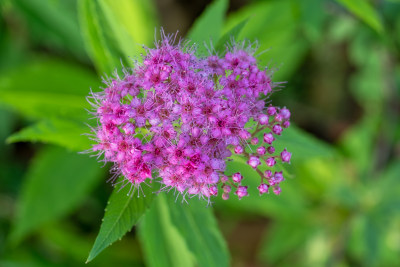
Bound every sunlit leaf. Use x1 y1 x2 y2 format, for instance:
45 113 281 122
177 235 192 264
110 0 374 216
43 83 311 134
140 194 229 267
10 146 103 244
167 196 230 267
87 180 159 262
78 0 120 74
139 194 196 267
6 119 91 152
337 0 384 34
97 0 157 60
79 0 158 74
187 0 228 54
0 59 99 120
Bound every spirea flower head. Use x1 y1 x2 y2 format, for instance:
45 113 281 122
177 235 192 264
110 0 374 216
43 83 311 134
87 32 292 203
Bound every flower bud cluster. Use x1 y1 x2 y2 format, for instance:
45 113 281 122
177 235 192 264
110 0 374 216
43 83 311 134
88 35 291 201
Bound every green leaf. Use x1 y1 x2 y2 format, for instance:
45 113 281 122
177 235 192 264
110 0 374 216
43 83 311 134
274 125 336 161
339 115 379 175
6 119 91 152
187 0 228 54
139 194 229 267
78 0 158 74
0 59 99 120
97 0 157 60
78 0 120 74
167 196 230 267
258 220 313 265
251 124 336 161
12 0 87 58
372 162 400 215
223 0 309 80
337 0 384 34
215 154 307 219
10 146 103 244
139 194 196 267
87 180 159 262
215 18 249 53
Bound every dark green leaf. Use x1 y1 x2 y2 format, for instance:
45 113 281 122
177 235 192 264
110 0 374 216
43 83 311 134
187 0 228 54
6 119 91 152
139 194 196 267
258 220 313 265
87 180 159 262
10 146 103 244
12 0 87 58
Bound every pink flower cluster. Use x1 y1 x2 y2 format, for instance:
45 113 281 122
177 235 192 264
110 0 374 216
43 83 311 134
88 35 291 201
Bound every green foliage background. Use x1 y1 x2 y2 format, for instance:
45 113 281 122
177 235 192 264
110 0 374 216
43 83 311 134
0 0 399 266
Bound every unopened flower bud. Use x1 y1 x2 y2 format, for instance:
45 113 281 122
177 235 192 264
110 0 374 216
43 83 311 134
247 156 261 169
280 148 291 163
259 114 269 125
251 137 259 145
235 186 249 200
264 170 272 178
273 186 281 195
282 121 290 128
263 132 275 144
266 157 276 167
222 192 230 200
280 107 291 120
257 146 266 155
232 172 243 183
272 124 282 135
267 106 276 116
257 183 269 195
267 146 275 154
234 145 244 154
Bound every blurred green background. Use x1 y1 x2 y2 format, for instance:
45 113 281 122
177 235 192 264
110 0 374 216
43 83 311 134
0 0 399 266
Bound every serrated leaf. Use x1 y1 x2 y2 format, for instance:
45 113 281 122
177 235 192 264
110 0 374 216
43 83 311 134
139 194 196 267
10 146 103 244
167 196 230 267
337 0 384 34
87 180 159 262
6 119 91 152
187 0 228 54
0 59 99 120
